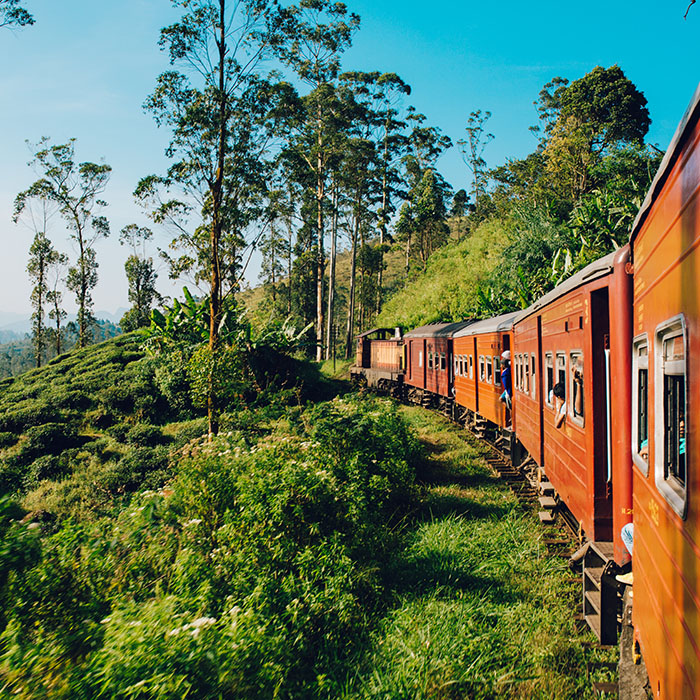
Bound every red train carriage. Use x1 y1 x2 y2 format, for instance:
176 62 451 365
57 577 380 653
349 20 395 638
628 83 700 700
350 328 404 393
452 312 518 432
512 249 633 545
404 322 472 411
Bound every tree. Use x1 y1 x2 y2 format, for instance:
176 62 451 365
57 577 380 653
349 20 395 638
0 0 33 28
14 138 111 348
26 233 61 367
450 189 470 240
139 0 285 434
458 109 493 215
119 224 160 331
46 253 68 356
276 0 360 361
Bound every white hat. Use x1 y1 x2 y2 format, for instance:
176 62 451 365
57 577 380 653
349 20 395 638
501 350 511 361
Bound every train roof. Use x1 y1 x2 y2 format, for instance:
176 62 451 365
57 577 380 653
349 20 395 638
630 81 700 247
514 249 619 323
403 320 475 338
355 327 401 339
452 310 520 337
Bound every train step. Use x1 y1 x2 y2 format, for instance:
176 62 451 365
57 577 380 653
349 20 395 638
538 496 557 510
538 511 556 524
539 480 555 496
583 541 618 646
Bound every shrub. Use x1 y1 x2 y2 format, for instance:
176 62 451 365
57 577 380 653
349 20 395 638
0 432 17 449
22 423 80 461
126 424 164 447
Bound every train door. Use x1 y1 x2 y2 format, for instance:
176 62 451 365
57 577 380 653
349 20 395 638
591 288 613 540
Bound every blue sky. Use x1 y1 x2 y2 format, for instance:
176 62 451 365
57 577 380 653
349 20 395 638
1 0 698 318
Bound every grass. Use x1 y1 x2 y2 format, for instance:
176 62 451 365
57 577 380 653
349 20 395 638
341 405 617 700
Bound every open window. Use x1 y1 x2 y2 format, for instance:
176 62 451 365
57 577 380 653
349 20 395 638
524 353 530 395
631 334 649 474
545 353 554 406
479 355 485 382
531 354 537 400
556 353 566 387
469 355 474 379
440 352 446 371
485 356 493 384
428 350 433 370
655 316 687 518
569 351 584 426
494 356 501 385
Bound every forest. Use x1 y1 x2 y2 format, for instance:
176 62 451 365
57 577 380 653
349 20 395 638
0 0 669 697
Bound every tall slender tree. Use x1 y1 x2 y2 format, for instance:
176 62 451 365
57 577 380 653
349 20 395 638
119 224 160 331
26 233 61 367
458 109 493 215
14 138 111 348
138 0 286 434
276 0 359 361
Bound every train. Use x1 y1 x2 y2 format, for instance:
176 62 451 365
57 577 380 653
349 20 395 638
351 82 700 700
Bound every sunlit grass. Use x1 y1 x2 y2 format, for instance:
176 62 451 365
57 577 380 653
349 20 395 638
341 406 617 700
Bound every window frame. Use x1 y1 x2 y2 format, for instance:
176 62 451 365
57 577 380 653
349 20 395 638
545 352 554 407
530 353 537 400
569 350 585 427
654 315 688 519
494 356 501 386
631 333 650 475
440 352 446 372
479 355 485 382
485 355 493 384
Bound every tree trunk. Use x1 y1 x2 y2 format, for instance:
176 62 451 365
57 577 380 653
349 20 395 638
344 211 358 359
315 105 325 362
325 185 338 361
207 0 227 437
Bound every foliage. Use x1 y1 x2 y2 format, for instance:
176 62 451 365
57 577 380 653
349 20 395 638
0 395 420 699
0 0 32 28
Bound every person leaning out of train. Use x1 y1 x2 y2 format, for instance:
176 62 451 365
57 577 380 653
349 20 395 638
551 382 566 429
499 351 512 409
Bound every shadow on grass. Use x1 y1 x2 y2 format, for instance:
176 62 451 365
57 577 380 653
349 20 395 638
386 548 520 606
420 491 511 521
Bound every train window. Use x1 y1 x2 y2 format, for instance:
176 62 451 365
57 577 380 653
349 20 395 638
531 355 536 400
545 353 554 406
494 357 501 385
556 353 566 387
569 352 584 426
469 355 474 379
654 316 687 518
631 335 649 475
479 356 485 381
428 351 434 370
440 353 446 371
524 353 530 394
486 356 493 384
419 350 423 368
517 354 523 391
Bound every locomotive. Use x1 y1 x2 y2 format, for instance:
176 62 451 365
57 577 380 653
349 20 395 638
350 82 700 699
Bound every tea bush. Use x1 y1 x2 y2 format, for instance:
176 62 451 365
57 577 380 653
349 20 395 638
0 396 421 699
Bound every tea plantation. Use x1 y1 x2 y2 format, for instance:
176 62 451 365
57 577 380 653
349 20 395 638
0 335 613 698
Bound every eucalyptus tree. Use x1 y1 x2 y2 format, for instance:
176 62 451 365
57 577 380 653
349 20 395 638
26 233 62 366
339 71 411 314
394 112 452 279
458 109 493 215
137 0 287 434
119 224 160 331
276 0 360 360
0 0 33 28
14 138 111 348
46 253 68 356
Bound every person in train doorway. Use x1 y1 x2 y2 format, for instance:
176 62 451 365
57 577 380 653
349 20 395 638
499 351 512 426
551 382 567 429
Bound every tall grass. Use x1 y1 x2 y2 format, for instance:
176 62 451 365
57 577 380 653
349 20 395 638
341 406 617 700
